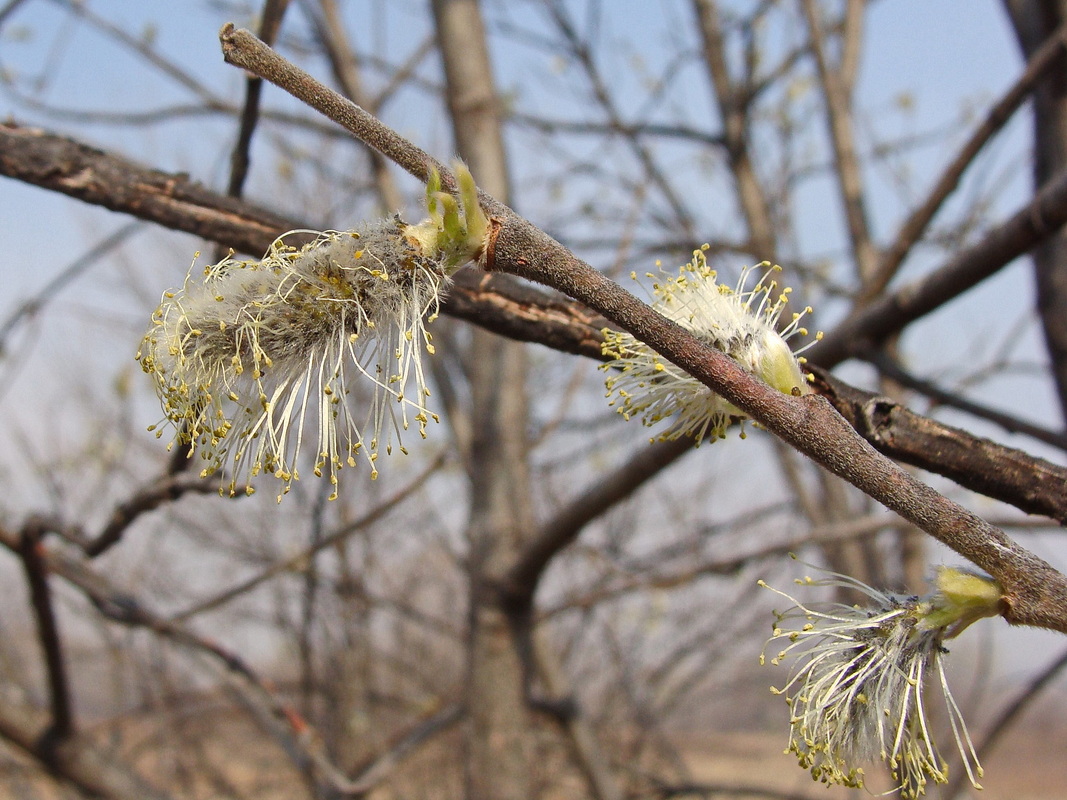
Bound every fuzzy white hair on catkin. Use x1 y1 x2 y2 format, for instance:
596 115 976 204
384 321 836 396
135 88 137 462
141 222 448 499
140 161 491 500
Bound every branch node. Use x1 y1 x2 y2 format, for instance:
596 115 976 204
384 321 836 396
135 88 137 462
483 216 505 271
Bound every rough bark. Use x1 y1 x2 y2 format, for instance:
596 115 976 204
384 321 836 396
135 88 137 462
812 366 1067 523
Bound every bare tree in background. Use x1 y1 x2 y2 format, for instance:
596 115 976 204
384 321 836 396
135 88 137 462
1005 0 1067 423
2 2 1067 800
430 1 537 796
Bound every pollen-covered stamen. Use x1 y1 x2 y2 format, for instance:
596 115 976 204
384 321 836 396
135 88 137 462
601 247 819 444
138 162 489 501
760 561 1000 797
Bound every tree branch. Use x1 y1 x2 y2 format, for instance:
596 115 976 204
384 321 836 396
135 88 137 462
811 162 1067 368
4 30 1066 630
863 348 1067 452
867 21 1067 300
224 0 290 200
9 117 1058 525
215 24 1067 631
811 366 1067 524
84 473 221 557
343 704 463 795
0 120 605 358
18 518 74 745
0 121 293 255
503 438 692 606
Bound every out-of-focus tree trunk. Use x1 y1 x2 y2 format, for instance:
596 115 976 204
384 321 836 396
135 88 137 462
430 2 533 798
801 0 928 594
1004 0 1067 425
692 0 777 258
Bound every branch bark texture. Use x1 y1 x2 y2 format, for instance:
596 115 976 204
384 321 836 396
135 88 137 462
213 25 1067 631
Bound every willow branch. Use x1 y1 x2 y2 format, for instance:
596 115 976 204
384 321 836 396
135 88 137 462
219 23 444 183
503 438 692 607
811 366 1067 524
811 162 1067 367
0 121 604 357
863 349 1067 452
4 115 1064 623
866 21 1067 300
487 171 1067 632
217 24 1067 631
0 121 294 255
18 518 74 743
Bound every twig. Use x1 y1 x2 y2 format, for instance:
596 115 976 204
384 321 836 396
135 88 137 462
0 122 295 256
220 24 445 185
0 524 354 795
503 437 692 605
85 473 221 557
17 519 74 750
221 0 290 206
544 0 696 236
867 22 1067 300
511 113 725 147
811 366 1067 524
810 163 1067 367
215 25 1067 631
169 452 446 622
303 0 404 212
343 704 463 795
0 122 608 357
864 349 1067 452
542 512 893 618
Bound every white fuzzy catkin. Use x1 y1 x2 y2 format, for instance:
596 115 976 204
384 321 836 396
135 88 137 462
602 246 818 443
761 563 999 797
138 166 488 501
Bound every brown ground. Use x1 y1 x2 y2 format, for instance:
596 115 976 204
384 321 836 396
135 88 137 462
678 725 1067 800
1 713 1063 799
